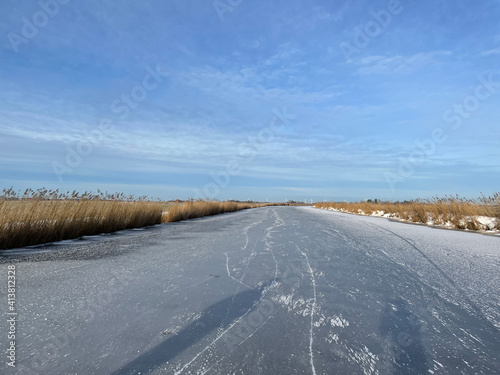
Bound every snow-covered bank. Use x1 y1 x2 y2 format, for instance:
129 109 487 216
317 206 500 235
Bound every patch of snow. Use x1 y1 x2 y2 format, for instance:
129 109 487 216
317 207 499 234
330 315 350 328
474 216 499 230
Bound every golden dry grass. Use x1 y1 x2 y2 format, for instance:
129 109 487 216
315 193 500 231
162 201 259 222
0 188 163 250
0 187 307 249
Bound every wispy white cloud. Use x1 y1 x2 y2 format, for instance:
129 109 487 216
2 0 500 200
357 51 452 75
175 65 339 113
263 42 304 66
480 47 500 56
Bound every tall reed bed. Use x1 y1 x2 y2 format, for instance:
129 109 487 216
162 201 258 222
315 193 500 231
0 188 162 250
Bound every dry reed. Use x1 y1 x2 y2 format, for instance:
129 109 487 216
0 188 162 250
0 187 308 250
315 193 500 231
162 201 258 222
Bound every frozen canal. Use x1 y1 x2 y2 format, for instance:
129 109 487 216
1 206 499 374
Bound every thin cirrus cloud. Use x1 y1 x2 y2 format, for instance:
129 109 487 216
0 0 499 201
356 51 453 75
480 47 500 56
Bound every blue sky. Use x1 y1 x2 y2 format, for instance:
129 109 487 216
1 0 499 201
